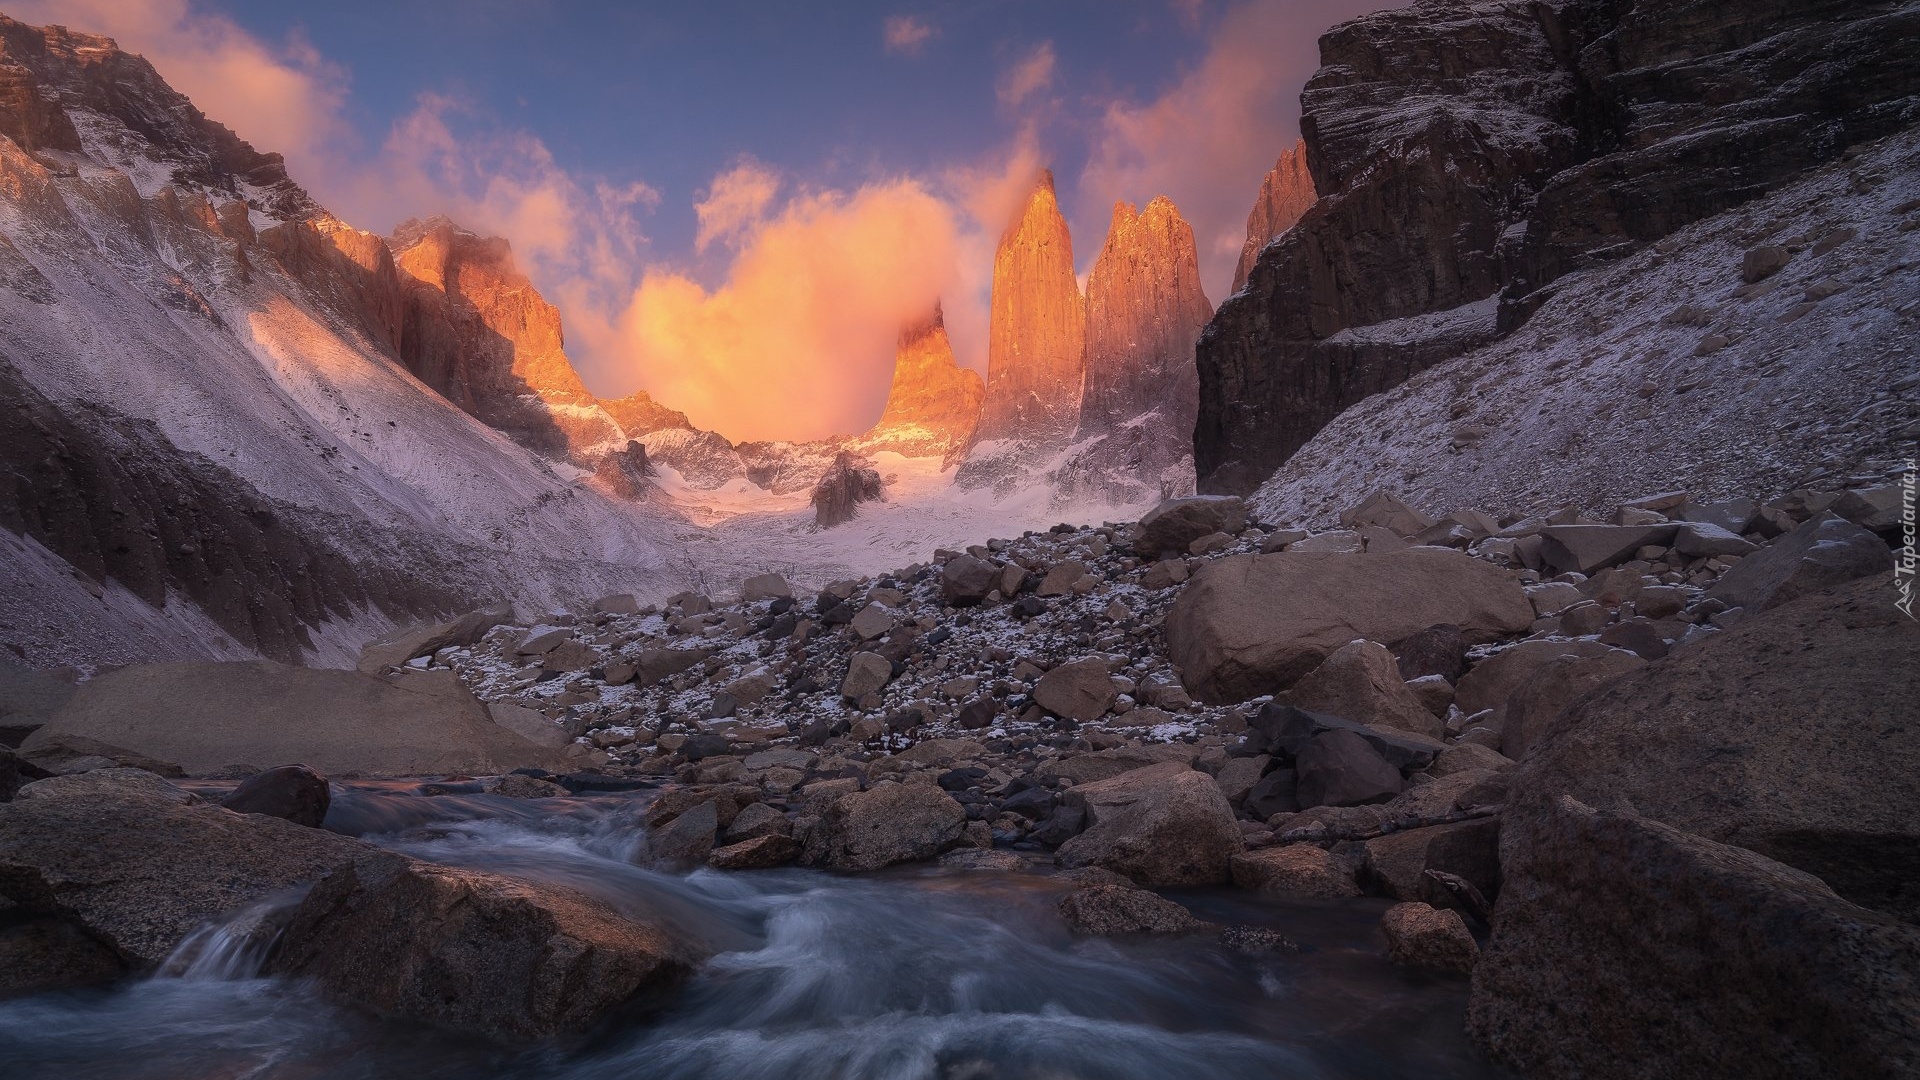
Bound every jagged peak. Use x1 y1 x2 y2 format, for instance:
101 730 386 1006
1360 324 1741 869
898 300 947 347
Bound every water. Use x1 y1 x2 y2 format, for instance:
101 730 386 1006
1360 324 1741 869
0 783 1507 1079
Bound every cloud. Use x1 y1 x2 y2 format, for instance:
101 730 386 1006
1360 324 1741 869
996 42 1057 109
607 182 962 442
693 159 781 253
882 15 936 55
1076 0 1388 301
7 0 350 179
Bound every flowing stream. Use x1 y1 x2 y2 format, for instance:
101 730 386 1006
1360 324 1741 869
0 783 1507 1079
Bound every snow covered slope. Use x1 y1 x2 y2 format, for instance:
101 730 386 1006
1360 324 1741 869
1253 130 1920 527
0 17 690 667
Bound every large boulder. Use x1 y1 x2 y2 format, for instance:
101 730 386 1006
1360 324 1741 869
22 662 576 777
273 852 696 1041
1055 762 1243 886
1498 649 1646 761
1536 525 1678 575
1032 658 1118 721
1452 639 1624 730
1133 496 1246 558
220 764 331 827
801 782 966 871
1504 573 1919 921
1165 551 1533 703
0 769 366 972
355 604 511 674
1469 796 1920 1080
940 554 999 606
1057 884 1208 936
1281 639 1444 739
1295 729 1404 808
1706 513 1892 614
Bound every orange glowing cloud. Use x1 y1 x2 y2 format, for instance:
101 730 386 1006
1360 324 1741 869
694 158 781 253
9 0 349 181
607 179 962 443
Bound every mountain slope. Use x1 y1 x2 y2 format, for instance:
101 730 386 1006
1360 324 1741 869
0 15 688 667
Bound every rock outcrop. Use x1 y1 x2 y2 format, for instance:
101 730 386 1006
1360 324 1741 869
958 170 1084 487
857 303 984 462
1165 550 1535 703
390 217 625 464
599 389 693 437
22 661 580 777
1230 139 1315 296
1055 197 1214 507
811 452 885 528
1196 0 1920 495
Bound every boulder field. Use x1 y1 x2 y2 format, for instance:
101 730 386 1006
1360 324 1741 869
1 482 1909 1069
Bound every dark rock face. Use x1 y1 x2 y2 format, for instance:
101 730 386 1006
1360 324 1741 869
0 16 315 219
1469 796 1920 1080
0 359 468 661
1501 573 1920 923
1195 0 1920 494
811 452 884 528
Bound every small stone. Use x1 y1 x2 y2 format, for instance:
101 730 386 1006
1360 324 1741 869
1381 901 1477 973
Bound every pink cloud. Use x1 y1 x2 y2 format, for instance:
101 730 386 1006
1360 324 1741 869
997 42 1057 109
883 15 937 55
693 158 782 253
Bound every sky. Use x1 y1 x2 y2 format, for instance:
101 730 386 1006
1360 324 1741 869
13 0 1393 441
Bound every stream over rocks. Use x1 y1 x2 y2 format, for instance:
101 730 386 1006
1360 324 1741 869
0 782 1503 1079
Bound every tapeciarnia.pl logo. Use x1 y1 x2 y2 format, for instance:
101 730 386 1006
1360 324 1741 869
1897 461 1916 620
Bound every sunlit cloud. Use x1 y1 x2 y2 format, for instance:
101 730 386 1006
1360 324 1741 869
882 14 937 55
608 182 962 443
996 42 1057 109
693 158 782 253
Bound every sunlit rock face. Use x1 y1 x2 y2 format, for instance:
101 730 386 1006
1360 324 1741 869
390 217 625 463
1230 139 1314 296
600 390 693 437
1055 198 1213 507
958 170 1084 488
857 303 984 463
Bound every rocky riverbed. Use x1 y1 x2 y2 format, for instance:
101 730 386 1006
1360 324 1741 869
2 482 1913 1078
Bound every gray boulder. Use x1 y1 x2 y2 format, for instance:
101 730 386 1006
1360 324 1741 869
1282 640 1445 739
1058 884 1208 935
0 770 367 971
354 604 511 674
1032 658 1118 722
22 662 575 777
1056 762 1243 886
802 782 966 871
1537 525 1679 575
1706 513 1892 614
1503 572 1919 922
1134 496 1247 558
1469 796 1920 1080
220 764 331 827
272 852 695 1040
1165 551 1533 703
940 554 998 606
